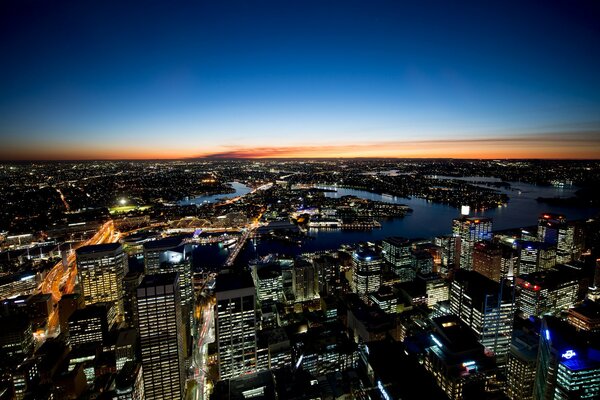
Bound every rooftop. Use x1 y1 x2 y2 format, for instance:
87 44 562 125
215 272 254 293
76 242 121 255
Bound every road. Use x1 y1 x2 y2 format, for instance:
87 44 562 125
40 220 119 337
191 297 215 400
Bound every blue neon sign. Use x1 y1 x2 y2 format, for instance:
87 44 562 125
561 350 576 359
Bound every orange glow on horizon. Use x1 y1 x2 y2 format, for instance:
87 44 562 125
2 135 600 160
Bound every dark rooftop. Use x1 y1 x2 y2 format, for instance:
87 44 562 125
76 242 121 255
139 272 178 288
142 236 185 251
215 271 254 293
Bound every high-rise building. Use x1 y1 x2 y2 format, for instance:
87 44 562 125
424 315 498 400
537 213 566 245
382 237 412 277
518 241 556 275
567 300 600 333
473 241 518 282
452 217 493 270
411 249 434 275
506 327 539 400
434 235 459 275
534 317 600 400
450 270 515 363
291 258 319 302
251 263 283 303
351 249 383 298
215 272 257 380
136 273 185 400
76 243 128 318
67 303 112 347
587 259 600 302
515 265 579 319
122 271 143 329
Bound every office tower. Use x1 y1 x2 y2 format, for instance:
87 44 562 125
351 249 383 298
122 271 143 328
473 241 518 282
411 249 434 275
115 361 144 400
251 263 283 303
136 273 185 400
0 271 38 300
142 238 193 363
142 237 184 274
67 304 112 346
58 293 84 334
452 217 493 270
312 254 339 294
567 300 600 333
369 285 398 314
424 316 497 400
256 328 291 371
0 314 33 362
534 317 600 400
515 265 578 319
434 235 459 274
291 259 318 302
76 243 128 317
588 259 600 301
450 271 515 363
115 328 138 371
423 274 450 308
142 238 192 322
382 237 413 278
537 213 566 245
215 272 257 380
518 241 556 275
506 328 538 400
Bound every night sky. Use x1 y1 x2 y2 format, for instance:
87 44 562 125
1 0 600 159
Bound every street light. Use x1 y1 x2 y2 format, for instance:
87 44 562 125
119 198 127 205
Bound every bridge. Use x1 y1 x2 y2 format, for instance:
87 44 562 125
223 227 256 267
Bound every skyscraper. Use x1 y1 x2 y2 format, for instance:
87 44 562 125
76 243 128 318
351 249 383 298
518 241 556 275
291 258 318 302
450 270 515 364
452 217 493 270
136 273 185 399
215 272 257 380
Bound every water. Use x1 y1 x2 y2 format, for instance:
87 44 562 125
177 181 252 206
190 179 599 263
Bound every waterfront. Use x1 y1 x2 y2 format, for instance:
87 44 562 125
178 181 252 206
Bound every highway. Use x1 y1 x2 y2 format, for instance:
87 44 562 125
191 296 215 400
40 220 119 337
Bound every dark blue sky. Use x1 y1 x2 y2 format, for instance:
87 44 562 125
1 0 599 158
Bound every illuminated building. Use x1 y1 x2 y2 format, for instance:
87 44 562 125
256 328 291 371
291 258 318 302
587 259 600 302
515 265 579 319
452 216 493 270
473 241 518 283
534 317 600 400
136 273 185 400
518 241 556 275
215 272 257 380
0 271 38 300
369 285 398 314
382 237 413 277
0 314 33 362
434 235 459 275
76 243 128 318
567 300 600 333
312 254 339 294
423 274 450 308
252 263 283 303
424 316 497 399
115 328 138 371
450 271 515 363
122 271 143 328
537 213 566 245
411 249 434 275
114 361 144 400
142 238 193 325
351 249 383 298
67 304 112 346
537 214 578 265
506 328 538 400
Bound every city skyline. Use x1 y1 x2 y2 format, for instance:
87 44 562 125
1 1 600 160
